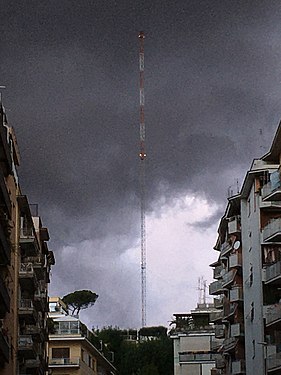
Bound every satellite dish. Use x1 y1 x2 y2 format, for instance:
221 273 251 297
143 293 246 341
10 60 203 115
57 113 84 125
233 241 240 250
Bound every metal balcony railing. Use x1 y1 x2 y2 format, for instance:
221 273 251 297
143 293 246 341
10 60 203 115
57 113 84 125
20 263 34 274
232 359 246 374
230 323 244 337
229 253 242 269
49 357 80 366
264 261 281 284
214 296 224 309
209 280 225 295
179 352 220 362
267 352 281 371
265 303 281 326
262 179 281 201
262 218 281 242
229 286 243 302
221 242 232 257
19 299 33 309
222 269 237 288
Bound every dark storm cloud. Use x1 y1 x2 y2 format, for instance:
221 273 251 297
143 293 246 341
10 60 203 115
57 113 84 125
1 0 281 326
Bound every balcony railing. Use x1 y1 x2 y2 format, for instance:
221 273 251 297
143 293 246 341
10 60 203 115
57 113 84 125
211 339 224 351
210 310 224 323
262 180 281 202
209 280 225 295
229 286 243 302
264 261 281 284
19 335 38 359
49 357 80 366
215 324 225 339
229 253 242 269
230 323 244 337
214 296 224 309
265 303 281 326
215 357 226 369
267 352 281 371
228 216 241 234
179 352 220 362
222 269 237 288
213 264 224 279
19 226 39 255
262 218 281 242
221 242 232 257
232 359 246 374
223 336 238 352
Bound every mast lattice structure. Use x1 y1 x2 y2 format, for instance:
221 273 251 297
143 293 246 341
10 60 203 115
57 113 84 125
138 31 147 327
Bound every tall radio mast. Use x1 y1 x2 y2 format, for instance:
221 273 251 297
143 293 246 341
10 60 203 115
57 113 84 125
138 31 147 327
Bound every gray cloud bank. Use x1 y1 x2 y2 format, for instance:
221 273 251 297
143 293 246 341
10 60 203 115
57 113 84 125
1 0 281 326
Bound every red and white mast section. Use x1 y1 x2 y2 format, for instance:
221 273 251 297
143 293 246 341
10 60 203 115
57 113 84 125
138 31 147 327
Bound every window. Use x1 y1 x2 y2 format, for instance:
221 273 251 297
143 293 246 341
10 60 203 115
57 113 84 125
52 347 70 359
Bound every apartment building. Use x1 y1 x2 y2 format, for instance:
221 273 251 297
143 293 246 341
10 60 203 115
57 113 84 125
48 297 117 375
209 121 281 374
170 303 224 375
0 102 54 375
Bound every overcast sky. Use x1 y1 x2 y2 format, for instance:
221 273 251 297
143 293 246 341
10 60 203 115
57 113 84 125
1 0 281 328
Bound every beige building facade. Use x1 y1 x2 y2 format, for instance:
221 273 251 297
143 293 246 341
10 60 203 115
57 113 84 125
48 297 116 375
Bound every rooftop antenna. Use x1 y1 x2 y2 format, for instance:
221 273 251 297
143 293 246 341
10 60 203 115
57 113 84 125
197 276 207 305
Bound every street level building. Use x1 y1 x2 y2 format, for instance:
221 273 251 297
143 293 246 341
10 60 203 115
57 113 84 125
48 297 117 375
209 121 281 374
171 303 224 375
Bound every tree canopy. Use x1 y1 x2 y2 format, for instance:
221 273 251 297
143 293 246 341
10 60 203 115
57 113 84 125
62 290 98 315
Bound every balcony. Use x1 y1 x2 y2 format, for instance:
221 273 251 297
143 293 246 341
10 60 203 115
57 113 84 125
215 324 225 339
18 335 38 359
223 302 237 322
263 218 281 243
264 304 281 327
229 253 242 269
210 310 224 323
223 336 238 352
267 352 281 372
19 299 37 324
0 222 10 266
264 261 281 285
24 256 45 280
229 286 243 303
49 357 80 367
222 269 237 288
213 264 224 279
179 352 220 363
19 226 39 256
215 357 226 369
19 263 37 290
214 296 224 309
231 359 246 374
230 323 244 337
0 275 10 318
34 287 48 312
24 323 46 342
209 280 225 295
228 216 241 234
262 180 281 202
221 241 232 257
0 328 9 365
25 358 41 368
211 339 224 351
